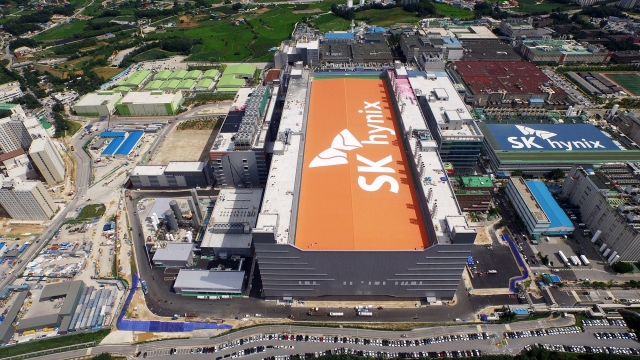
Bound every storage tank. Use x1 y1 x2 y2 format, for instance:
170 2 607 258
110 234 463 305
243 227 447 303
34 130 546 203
170 200 183 221
608 251 618 264
599 243 607 252
558 251 569 264
610 255 620 264
591 230 602 243
185 231 193 242
609 104 619 119
187 197 201 227
164 210 179 232
603 248 611 257
579 255 590 266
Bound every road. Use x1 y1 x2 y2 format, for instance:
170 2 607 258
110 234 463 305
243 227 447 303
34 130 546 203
24 319 640 360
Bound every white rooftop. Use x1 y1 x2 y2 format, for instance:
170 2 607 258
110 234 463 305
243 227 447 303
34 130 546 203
452 26 497 39
74 92 122 106
120 91 179 104
211 188 262 227
254 72 309 244
165 161 204 173
153 242 194 262
408 73 482 139
28 137 48 153
296 39 319 50
201 232 252 250
130 165 166 176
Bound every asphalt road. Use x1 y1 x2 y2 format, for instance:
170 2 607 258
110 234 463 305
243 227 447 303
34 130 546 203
26 320 640 360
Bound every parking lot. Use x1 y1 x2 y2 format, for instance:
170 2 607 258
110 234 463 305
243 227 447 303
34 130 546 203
469 241 521 289
542 68 594 108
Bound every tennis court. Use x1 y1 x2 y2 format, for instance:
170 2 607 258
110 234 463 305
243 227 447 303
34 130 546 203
604 73 640 96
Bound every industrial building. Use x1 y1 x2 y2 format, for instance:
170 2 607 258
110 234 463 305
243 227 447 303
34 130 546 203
457 39 522 62
0 81 24 103
185 70 202 79
154 70 172 81
479 123 640 176
115 91 183 116
144 80 164 91
200 188 262 257
253 67 476 301
202 69 220 79
561 164 640 262
101 131 144 157
177 79 195 91
73 91 122 117
173 270 245 296
400 32 463 63
129 161 212 189
0 117 32 153
29 137 66 185
118 70 152 89
0 177 57 219
217 64 257 93
0 292 28 344
453 61 569 107
16 281 84 333
410 71 484 171
453 176 494 212
210 86 276 187
516 39 611 64
565 72 624 96
195 78 214 91
0 149 37 181
152 242 195 267
499 21 538 38
506 177 574 236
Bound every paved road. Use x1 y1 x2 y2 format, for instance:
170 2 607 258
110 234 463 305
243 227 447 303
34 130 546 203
26 319 640 360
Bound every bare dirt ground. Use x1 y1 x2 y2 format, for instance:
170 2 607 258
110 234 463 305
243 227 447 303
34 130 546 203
134 331 191 343
292 8 323 14
178 15 199 27
255 7 270 14
128 291 168 321
474 227 491 245
150 129 215 164
0 218 47 237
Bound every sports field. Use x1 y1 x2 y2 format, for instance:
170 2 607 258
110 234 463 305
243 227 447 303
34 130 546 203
604 73 640 96
297 77 429 251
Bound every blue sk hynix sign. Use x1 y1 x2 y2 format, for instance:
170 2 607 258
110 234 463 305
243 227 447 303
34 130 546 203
486 124 619 151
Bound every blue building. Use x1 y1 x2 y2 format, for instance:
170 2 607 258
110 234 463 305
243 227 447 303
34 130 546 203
506 177 574 237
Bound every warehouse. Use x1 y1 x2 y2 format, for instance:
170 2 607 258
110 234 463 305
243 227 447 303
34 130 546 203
160 80 181 92
0 292 28 344
144 80 164 91
185 70 202 79
73 91 122 117
129 161 213 189
178 79 195 91
195 78 214 91
118 70 152 89
216 64 256 93
253 69 476 301
115 91 183 116
202 69 220 79
516 39 611 64
173 270 245 296
154 70 172 81
170 70 188 80
479 123 640 176
152 242 195 267
16 280 84 333
506 177 574 236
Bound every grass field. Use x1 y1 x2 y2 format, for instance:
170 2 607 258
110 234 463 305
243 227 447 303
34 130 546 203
78 203 106 219
516 0 579 13
354 7 419 26
95 66 123 80
133 48 172 62
311 13 350 32
34 20 87 41
435 3 474 19
0 329 110 358
605 73 640 96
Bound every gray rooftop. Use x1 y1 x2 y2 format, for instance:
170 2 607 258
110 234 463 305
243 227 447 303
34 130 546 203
174 270 245 294
40 280 83 300
153 243 194 262
16 314 60 332
0 292 28 344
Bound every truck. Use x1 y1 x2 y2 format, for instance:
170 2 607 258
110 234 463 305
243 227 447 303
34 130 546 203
185 313 199 318
307 311 323 316
329 312 344 317
358 310 373 316
580 255 591 266
487 270 497 274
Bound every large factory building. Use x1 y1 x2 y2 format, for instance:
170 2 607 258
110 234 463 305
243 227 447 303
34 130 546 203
253 67 476 301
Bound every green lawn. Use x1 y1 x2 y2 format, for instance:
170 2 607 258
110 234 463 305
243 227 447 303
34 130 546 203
77 203 106 219
605 73 640 96
113 15 136 22
133 48 172 62
311 13 350 32
67 120 83 136
516 0 579 13
354 7 419 26
435 3 474 19
34 20 87 41
0 329 110 358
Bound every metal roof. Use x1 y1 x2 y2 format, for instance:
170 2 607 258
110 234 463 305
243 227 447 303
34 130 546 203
153 243 194 262
174 270 244 293
526 180 574 230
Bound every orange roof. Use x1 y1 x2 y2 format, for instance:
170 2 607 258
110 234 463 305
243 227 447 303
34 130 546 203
296 78 430 251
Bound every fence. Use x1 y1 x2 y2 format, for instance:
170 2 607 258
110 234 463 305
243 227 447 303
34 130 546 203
501 234 530 293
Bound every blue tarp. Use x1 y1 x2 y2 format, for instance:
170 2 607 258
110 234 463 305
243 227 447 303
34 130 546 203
114 131 143 156
501 234 529 293
102 137 124 155
324 33 354 40
117 273 232 332
467 254 475 266
526 180 574 231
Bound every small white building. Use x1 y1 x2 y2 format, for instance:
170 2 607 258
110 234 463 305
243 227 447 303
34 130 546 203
0 82 24 103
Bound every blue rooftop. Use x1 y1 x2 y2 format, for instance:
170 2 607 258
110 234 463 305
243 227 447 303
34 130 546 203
324 33 355 39
512 308 530 315
526 180 574 230
372 27 386 33
101 131 126 138
114 131 143 156
102 137 124 155
549 274 561 283
528 98 545 104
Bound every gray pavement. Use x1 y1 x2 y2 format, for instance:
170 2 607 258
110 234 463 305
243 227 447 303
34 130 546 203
24 318 640 360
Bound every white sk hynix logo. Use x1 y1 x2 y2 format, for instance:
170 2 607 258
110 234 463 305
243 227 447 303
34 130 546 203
308 101 399 193
507 125 606 150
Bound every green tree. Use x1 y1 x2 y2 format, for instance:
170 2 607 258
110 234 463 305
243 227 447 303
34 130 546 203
547 169 565 180
612 261 634 274
231 2 242 10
